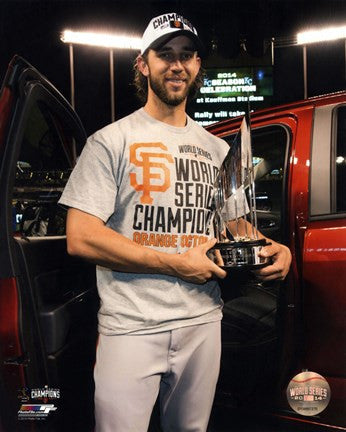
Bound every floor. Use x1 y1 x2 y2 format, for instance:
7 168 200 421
208 404 336 432
147 403 333 432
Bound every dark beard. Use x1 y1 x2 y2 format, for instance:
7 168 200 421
148 74 194 106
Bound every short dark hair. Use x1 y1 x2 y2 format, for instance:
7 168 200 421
133 54 205 104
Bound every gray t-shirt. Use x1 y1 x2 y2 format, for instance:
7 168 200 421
59 108 231 335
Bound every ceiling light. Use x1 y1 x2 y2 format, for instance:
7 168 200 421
61 30 141 50
297 25 346 45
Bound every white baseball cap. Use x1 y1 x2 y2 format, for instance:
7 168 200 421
141 12 204 56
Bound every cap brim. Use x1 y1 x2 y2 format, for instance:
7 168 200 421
145 30 205 57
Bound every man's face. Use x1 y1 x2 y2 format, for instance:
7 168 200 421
141 35 201 107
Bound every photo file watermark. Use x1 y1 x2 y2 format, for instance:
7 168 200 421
17 385 60 421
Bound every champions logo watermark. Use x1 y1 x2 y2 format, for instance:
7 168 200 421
286 371 331 416
31 385 60 402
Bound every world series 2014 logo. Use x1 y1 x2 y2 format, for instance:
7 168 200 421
286 371 331 416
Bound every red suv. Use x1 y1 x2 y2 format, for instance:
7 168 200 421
0 56 345 431
208 92 346 429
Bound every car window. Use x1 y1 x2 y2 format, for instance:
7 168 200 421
335 106 346 213
223 125 289 241
12 100 77 237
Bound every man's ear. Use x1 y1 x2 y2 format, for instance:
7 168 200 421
137 55 149 77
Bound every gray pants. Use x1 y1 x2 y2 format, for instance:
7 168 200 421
94 321 221 432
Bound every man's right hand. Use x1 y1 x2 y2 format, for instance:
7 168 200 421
173 238 227 284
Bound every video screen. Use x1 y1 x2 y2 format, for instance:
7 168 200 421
189 66 273 126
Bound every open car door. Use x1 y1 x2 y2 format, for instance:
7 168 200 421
0 56 98 431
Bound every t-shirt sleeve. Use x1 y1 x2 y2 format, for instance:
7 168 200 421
58 134 118 223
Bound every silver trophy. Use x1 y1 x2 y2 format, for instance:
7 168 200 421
207 114 270 270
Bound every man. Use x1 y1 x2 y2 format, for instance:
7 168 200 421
59 12 291 432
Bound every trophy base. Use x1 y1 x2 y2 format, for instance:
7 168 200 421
207 238 270 270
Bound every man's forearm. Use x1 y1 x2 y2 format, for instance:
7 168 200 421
66 208 179 275
66 208 227 284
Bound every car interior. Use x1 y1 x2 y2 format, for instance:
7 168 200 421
7 82 99 430
215 125 289 409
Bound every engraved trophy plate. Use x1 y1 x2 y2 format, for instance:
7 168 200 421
207 114 270 270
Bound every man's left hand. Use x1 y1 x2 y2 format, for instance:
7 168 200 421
254 241 292 282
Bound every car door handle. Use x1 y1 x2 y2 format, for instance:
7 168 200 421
4 353 30 366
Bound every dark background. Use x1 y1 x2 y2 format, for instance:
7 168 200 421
1 0 346 135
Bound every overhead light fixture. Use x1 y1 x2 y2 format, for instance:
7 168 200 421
61 29 141 50
61 29 141 121
297 24 346 45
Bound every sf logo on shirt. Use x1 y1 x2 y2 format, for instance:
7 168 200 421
130 143 174 204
